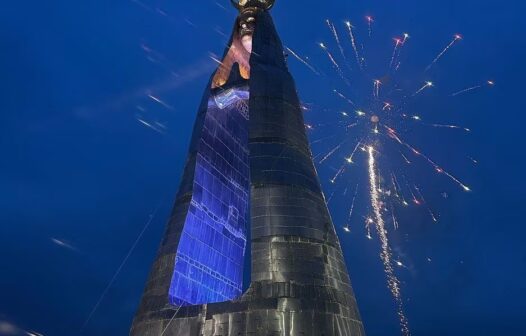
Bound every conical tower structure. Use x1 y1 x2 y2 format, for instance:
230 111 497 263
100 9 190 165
131 2 365 335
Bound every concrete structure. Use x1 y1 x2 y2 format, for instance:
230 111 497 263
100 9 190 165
131 1 365 335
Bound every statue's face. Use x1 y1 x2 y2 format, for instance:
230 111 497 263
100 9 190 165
238 15 256 53
241 35 253 53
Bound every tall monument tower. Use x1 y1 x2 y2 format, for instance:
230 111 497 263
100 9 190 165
131 1 365 334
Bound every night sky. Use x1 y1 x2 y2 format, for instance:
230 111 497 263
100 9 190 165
1 0 525 335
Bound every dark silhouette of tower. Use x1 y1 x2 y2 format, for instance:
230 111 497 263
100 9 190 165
131 1 365 335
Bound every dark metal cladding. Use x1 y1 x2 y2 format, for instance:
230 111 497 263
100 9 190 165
130 8 365 336
130 32 251 333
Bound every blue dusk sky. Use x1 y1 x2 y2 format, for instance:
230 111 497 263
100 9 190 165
1 0 525 335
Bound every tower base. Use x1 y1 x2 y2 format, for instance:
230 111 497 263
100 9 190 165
131 281 365 336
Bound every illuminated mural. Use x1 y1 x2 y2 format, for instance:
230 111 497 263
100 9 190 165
168 87 250 306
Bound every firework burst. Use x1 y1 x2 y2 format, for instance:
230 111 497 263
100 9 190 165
289 14 493 335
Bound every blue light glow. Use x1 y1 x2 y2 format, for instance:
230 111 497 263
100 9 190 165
168 87 250 306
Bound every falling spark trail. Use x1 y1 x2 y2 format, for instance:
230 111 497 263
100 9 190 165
377 169 382 193
345 21 363 68
141 44 167 63
428 123 470 132
209 53 225 66
147 94 173 109
392 208 400 230
451 81 494 97
331 164 347 184
81 203 162 330
346 140 363 164
131 0 154 12
51 238 78 252
400 152 411 164
426 34 462 71
413 81 433 96
319 43 350 86
320 140 347 164
367 146 410 334
366 16 374 37
137 119 166 134
391 174 401 199
214 27 228 39
311 134 337 145
327 190 336 204
409 185 420 205
402 33 410 44
285 47 321 75
414 186 438 222
373 80 381 98
412 185 424 204
26 332 45 336
392 174 408 206
214 1 228 11
326 20 348 65
390 38 402 69
349 184 359 221
344 184 359 232
160 304 184 336
386 127 471 191
313 152 324 161
356 110 366 117
309 121 349 130
427 202 439 223
184 18 197 28
365 217 373 239
156 8 168 17
452 85 482 97
334 89 356 107
424 152 470 191
391 33 409 71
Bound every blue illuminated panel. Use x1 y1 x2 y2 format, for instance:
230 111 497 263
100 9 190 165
168 87 250 306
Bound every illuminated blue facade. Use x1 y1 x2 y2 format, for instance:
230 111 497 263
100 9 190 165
131 6 365 335
168 87 250 306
